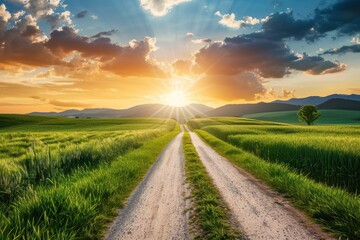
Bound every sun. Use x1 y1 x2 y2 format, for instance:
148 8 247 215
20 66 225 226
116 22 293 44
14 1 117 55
163 90 189 107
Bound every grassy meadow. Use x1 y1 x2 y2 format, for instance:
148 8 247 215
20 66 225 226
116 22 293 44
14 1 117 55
0 115 178 239
244 109 360 125
189 117 360 238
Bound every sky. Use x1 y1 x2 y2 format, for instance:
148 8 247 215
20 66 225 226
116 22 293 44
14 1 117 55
0 0 359 113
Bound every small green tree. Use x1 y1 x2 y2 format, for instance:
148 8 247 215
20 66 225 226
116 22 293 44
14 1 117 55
297 105 321 126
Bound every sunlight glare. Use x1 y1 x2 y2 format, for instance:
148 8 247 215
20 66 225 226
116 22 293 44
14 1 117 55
163 90 189 107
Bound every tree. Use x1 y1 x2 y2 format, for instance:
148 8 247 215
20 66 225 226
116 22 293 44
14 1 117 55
297 105 321 126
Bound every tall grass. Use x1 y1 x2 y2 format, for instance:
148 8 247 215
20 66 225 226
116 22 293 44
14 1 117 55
227 134 360 193
195 130 360 239
189 119 360 194
0 128 171 206
0 116 177 238
0 130 179 239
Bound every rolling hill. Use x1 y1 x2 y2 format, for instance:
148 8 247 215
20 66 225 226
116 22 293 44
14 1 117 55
244 110 360 125
205 102 300 117
317 98 360 111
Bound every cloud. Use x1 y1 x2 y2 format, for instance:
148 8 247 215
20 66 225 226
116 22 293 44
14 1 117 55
30 95 47 102
262 88 295 100
280 89 295 99
289 53 346 75
188 33 346 101
321 44 360 55
192 72 266 101
215 11 261 29
5 0 26 4
256 1 360 42
24 0 61 18
12 10 25 20
0 13 165 79
91 29 117 39
49 99 91 108
193 35 345 78
44 10 72 29
102 37 167 78
0 15 60 67
260 11 317 41
45 26 122 58
75 10 88 19
314 0 360 36
186 32 194 37
140 0 191 16
45 27 166 78
0 4 11 22
191 38 211 44
172 59 192 76
351 36 360 44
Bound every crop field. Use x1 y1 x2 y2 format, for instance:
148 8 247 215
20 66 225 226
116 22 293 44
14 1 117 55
189 117 360 238
0 115 178 239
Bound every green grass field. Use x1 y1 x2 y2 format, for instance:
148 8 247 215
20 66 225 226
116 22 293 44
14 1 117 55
189 117 360 238
0 115 178 239
244 109 360 125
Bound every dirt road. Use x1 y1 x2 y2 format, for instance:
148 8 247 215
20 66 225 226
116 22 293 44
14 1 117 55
187 128 328 240
105 132 190 240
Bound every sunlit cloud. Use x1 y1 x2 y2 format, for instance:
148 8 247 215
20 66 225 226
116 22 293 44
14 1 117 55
215 11 262 29
0 4 11 22
140 0 191 16
191 38 211 44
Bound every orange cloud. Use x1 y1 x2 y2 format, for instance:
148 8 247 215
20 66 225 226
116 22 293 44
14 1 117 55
192 72 266 101
49 99 92 108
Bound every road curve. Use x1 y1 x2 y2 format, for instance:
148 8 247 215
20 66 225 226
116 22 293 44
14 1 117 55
187 129 329 240
105 132 190 240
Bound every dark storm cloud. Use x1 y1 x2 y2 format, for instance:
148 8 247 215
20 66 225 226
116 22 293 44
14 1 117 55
257 0 360 42
289 53 346 74
322 44 360 55
75 10 88 19
194 35 345 78
314 0 360 36
261 11 317 41
46 26 122 59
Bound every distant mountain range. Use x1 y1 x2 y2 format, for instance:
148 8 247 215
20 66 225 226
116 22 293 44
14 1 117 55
29 94 360 122
273 94 360 106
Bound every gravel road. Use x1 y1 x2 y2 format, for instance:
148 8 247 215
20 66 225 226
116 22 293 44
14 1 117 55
105 132 190 240
187 128 330 240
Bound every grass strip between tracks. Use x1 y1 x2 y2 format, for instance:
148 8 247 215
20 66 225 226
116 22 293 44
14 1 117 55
195 129 360 239
183 132 240 240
